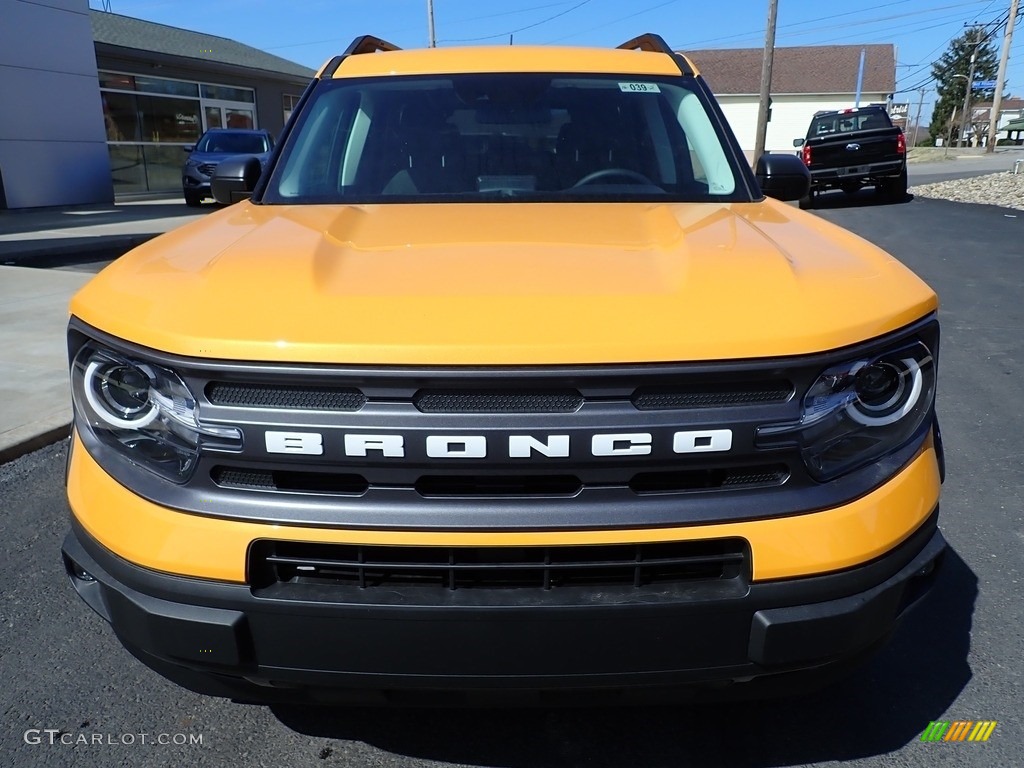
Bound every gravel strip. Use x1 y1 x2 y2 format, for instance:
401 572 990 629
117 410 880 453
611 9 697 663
910 171 1024 211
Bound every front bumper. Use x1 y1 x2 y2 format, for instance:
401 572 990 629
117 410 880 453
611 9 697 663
62 509 944 704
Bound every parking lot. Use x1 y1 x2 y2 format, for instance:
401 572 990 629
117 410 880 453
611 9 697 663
1 192 1021 767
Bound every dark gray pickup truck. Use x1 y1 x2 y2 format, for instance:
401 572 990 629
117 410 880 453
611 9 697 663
794 106 907 209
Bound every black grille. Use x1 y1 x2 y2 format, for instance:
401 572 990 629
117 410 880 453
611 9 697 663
630 465 789 494
211 465 786 497
415 474 582 497
632 382 792 409
414 390 583 413
249 539 748 592
206 382 366 411
197 163 217 176
212 467 368 495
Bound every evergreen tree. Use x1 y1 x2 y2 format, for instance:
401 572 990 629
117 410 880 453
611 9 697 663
929 26 999 145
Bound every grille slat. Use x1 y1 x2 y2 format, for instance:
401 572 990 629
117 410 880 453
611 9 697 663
250 540 749 593
632 382 792 409
207 382 366 411
414 390 583 413
213 465 788 497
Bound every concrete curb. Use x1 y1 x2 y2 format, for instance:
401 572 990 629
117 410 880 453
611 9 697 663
0 422 71 465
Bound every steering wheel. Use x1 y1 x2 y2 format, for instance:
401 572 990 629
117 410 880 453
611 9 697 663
572 168 657 188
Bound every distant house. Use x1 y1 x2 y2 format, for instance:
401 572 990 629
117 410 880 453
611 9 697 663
966 99 1024 145
682 44 896 159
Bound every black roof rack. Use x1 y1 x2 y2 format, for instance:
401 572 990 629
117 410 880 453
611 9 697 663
617 33 694 76
321 35 402 78
617 33 673 55
344 35 402 56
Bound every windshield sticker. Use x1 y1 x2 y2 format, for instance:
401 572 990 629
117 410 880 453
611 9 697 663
618 82 661 93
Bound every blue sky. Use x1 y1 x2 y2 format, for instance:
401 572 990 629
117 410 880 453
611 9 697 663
89 0 1023 118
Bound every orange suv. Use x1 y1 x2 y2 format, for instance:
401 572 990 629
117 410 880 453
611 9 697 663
62 34 944 704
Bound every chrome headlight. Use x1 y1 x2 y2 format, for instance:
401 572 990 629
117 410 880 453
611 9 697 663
757 340 935 481
71 343 241 483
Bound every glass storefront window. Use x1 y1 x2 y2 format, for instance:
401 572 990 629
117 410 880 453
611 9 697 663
283 94 301 124
99 72 135 90
134 75 199 98
102 92 141 142
138 95 202 143
99 72 264 193
107 145 146 194
201 84 255 103
205 105 223 130
143 145 187 191
225 108 254 129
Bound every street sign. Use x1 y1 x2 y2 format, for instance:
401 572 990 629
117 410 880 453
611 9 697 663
973 80 997 90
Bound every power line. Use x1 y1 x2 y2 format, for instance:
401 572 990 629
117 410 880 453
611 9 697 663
672 0 991 50
438 0 594 43
543 0 682 44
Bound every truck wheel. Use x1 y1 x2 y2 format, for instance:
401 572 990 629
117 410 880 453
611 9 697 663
184 191 203 208
889 169 908 202
798 189 815 210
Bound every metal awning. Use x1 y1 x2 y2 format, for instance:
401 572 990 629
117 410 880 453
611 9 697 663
1005 118 1024 132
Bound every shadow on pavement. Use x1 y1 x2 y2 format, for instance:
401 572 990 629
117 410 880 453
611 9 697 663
0 199 214 269
271 547 977 768
0 201 207 237
806 188 915 211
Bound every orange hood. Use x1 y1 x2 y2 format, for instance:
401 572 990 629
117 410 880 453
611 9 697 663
71 199 937 364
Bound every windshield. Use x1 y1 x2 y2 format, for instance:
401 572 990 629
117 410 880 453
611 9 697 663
195 132 270 154
263 73 749 204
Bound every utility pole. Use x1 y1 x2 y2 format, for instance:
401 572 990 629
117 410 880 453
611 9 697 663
912 87 926 147
958 34 979 148
427 0 436 48
986 0 1020 152
753 0 779 162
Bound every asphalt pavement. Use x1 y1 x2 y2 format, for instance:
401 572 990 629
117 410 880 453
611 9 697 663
1 191 1022 767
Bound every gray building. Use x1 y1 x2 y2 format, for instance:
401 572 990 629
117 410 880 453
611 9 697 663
0 0 313 209
1 0 112 209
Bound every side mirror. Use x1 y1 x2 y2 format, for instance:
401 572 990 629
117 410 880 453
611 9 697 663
182 145 194 152
212 155 262 204
754 153 811 202
792 138 804 148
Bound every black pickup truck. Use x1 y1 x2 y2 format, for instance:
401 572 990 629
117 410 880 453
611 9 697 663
793 106 907 209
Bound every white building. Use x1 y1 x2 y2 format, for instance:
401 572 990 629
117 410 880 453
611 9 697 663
683 44 896 160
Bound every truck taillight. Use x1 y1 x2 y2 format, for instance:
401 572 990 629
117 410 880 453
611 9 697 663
802 144 812 166
897 132 906 154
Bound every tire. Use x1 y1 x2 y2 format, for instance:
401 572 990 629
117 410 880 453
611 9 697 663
878 169 908 203
184 191 203 208
888 168 908 202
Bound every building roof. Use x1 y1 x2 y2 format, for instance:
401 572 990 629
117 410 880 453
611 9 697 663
970 98 1024 122
682 44 895 96
91 11 315 79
